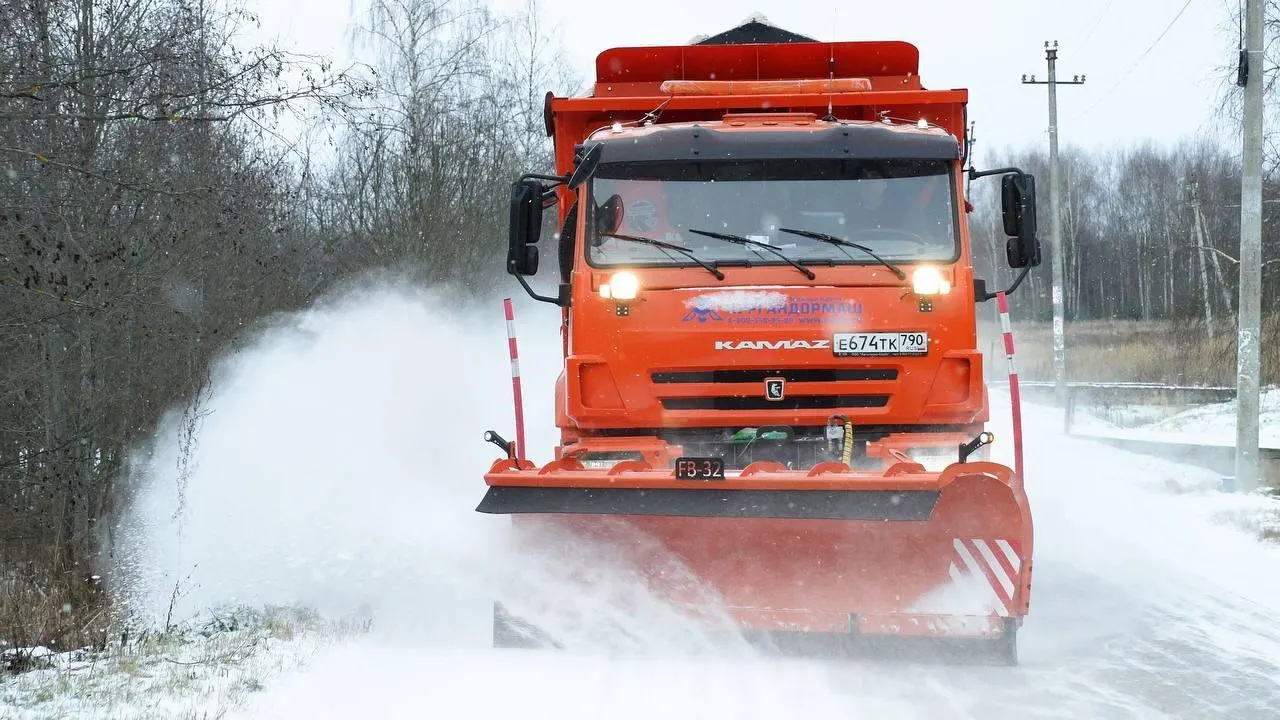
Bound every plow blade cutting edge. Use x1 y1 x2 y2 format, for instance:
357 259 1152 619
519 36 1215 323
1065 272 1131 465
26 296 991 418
478 453 1033 663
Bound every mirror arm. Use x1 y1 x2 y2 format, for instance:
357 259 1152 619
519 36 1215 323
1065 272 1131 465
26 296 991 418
972 263 1034 299
968 165 1028 180
1004 264 1032 295
514 274 568 307
521 172 569 184
975 265 1032 303
1001 265 1032 297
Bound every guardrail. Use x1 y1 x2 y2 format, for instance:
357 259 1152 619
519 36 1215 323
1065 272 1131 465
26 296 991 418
1066 433 1280 491
1014 380 1237 406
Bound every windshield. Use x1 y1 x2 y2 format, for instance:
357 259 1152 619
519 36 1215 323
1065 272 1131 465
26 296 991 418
585 159 958 269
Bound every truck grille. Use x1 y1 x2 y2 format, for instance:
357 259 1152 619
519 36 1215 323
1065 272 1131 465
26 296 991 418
660 395 890 411
651 368 897 384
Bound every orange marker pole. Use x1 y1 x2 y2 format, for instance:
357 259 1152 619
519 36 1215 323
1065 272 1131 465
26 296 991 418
503 298 526 462
997 292 1024 480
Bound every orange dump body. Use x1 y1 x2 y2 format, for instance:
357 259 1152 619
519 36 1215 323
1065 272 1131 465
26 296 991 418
480 27 1033 659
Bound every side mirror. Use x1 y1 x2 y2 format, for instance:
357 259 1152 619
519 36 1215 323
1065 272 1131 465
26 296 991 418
567 144 602 190
596 194 625 236
1001 173 1040 268
507 179 544 276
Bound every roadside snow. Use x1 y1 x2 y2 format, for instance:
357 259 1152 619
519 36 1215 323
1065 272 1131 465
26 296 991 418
1071 386 1280 449
1144 386 1280 446
1063 384 1280 542
0 607 357 720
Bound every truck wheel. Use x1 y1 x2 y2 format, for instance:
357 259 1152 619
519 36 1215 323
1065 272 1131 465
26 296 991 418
993 617 1019 666
491 602 559 649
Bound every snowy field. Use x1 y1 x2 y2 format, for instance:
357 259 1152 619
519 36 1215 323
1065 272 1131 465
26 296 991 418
4 286 1279 719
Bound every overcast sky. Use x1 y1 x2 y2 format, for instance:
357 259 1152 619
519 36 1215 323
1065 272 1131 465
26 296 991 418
247 0 1242 164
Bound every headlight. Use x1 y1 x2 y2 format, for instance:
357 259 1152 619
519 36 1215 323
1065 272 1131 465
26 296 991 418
602 271 640 300
912 266 951 295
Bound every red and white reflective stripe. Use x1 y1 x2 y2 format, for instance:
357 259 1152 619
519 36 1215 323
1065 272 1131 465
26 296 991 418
996 292 1024 481
950 538 1021 616
503 298 526 461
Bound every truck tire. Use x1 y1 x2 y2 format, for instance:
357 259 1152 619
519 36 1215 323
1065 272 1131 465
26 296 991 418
994 617 1019 666
491 602 560 649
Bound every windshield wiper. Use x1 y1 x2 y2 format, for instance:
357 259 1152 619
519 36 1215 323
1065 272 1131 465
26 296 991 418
687 229 816 280
777 227 906 280
602 232 724 280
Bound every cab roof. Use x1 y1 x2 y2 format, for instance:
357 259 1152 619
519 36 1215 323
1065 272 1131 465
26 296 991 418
586 116 960 165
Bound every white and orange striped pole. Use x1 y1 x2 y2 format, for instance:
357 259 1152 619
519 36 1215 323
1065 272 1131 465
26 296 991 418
996 291 1024 480
503 298 526 462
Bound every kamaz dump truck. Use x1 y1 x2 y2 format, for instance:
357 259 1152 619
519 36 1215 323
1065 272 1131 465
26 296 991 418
478 19 1041 664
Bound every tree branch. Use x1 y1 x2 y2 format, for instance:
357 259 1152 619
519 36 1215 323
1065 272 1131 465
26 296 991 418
0 146 214 197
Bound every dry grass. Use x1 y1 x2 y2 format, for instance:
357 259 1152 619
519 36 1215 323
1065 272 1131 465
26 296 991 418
1 561 113 672
0 604 368 719
981 314 1280 387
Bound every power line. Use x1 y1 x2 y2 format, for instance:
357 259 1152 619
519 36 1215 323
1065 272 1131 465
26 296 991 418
1075 0 1195 116
1075 0 1116 51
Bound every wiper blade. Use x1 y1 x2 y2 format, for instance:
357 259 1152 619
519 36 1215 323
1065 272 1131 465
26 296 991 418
687 228 816 280
602 232 724 280
777 227 906 280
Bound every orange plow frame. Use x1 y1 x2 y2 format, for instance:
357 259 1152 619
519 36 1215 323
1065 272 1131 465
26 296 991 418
479 441 1034 655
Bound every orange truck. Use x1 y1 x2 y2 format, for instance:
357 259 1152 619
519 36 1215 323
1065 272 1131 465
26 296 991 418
478 20 1040 664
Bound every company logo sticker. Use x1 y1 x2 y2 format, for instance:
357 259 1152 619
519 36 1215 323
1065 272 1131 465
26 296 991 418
683 290 862 326
682 307 724 323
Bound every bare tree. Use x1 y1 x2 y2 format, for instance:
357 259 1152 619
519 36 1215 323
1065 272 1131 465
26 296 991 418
973 135 1274 327
2 0 583 648
316 0 573 290
0 0 370 646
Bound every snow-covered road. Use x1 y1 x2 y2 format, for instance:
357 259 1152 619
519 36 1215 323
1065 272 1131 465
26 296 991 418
111 288 1280 719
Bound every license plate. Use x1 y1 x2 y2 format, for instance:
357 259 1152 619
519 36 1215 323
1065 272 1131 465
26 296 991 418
832 332 929 356
675 457 725 480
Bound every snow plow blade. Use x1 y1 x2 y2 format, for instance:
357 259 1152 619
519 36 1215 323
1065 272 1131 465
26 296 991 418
478 451 1033 662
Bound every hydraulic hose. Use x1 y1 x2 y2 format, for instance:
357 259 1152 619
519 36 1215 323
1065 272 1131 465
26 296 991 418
842 419 853 466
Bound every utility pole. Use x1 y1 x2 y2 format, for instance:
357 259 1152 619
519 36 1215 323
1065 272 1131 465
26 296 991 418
1236 0 1264 494
1023 41 1085 409
1188 182 1214 339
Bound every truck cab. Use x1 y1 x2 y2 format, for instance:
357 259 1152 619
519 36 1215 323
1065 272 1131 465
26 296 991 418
505 24 1039 473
